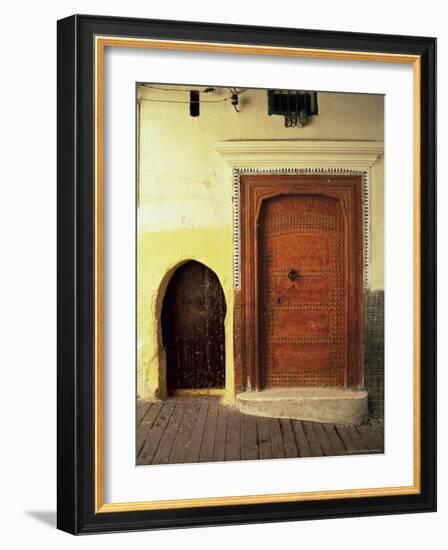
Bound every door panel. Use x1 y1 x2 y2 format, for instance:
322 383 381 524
272 233 329 268
272 344 331 372
273 275 330 303
260 194 346 387
273 309 331 338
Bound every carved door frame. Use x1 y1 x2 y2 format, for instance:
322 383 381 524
234 174 364 393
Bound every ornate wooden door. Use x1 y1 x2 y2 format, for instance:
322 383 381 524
260 194 346 387
236 174 363 392
162 260 226 390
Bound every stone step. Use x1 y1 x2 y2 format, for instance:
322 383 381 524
236 387 369 425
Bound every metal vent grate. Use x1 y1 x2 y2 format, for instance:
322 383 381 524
268 90 318 118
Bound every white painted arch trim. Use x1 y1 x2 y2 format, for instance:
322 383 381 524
214 139 384 169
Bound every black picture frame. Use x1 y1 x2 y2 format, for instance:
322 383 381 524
57 14 436 534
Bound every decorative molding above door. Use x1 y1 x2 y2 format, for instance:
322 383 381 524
214 140 384 168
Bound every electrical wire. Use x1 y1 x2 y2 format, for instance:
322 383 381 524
139 84 248 103
141 84 219 93
139 97 233 104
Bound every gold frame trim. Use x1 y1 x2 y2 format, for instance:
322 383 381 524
94 35 421 513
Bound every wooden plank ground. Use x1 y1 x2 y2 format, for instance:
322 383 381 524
137 397 384 465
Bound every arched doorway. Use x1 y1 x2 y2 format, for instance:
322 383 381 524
161 260 226 391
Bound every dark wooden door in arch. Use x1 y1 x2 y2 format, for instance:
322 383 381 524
161 260 226 390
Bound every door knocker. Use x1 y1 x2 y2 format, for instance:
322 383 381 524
288 268 299 281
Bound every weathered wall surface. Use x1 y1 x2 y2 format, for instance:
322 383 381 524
364 289 385 419
137 85 384 403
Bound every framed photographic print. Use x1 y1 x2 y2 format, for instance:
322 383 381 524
57 14 436 534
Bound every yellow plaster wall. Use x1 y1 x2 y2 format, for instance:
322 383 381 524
137 85 384 401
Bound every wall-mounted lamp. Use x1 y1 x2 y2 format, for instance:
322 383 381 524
190 90 200 117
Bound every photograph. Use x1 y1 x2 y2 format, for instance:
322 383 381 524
54 13 436 534
136 83 385 466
